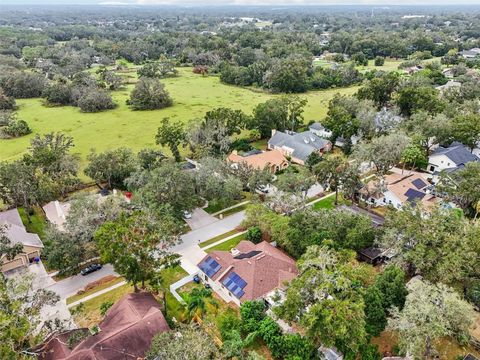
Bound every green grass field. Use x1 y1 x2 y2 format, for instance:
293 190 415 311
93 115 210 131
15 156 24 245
0 67 358 174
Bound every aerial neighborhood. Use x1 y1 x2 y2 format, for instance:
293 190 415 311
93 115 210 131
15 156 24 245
1 3 480 360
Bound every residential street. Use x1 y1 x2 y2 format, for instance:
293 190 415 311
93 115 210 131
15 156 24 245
47 264 118 299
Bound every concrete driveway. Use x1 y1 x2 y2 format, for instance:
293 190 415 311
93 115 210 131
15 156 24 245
47 264 118 299
184 208 218 230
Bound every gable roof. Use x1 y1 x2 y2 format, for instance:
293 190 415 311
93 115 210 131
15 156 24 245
308 122 327 131
268 130 330 161
227 149 288 170
38 292 169 360
431 142 479 166
0 209 43 249
363 173 437 209
198 241 297 302
0 208 24 228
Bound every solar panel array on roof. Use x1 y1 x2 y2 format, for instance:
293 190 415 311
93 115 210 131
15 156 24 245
222 271 247 299
411 178 427 190
405 188 426 202
234 250 262 260
199 256 221 278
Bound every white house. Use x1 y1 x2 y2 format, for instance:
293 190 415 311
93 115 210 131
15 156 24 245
427 142 479 181
361 173 437 210
308 122 360 148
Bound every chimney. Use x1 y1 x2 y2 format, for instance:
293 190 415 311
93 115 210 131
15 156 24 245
232 150 238 155
271 129 277 137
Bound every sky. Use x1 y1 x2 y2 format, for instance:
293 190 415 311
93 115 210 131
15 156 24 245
4 0 480 5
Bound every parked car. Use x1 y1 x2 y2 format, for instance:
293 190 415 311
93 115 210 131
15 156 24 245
183 210 192 219
80 263 102 276
193 275 200 283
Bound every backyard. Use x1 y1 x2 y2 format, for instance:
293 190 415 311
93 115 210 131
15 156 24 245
0 66 358 172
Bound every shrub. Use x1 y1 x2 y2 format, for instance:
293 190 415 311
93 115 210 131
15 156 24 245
77 88 116 113
67 330 89 349
0 117 31 138
42 82 73 106
374 56 385 66
0 89 16 110
100 300 114 316
246 226 262 244
127 77 173 110
466 279 480 308
0 71 46 98
240 300 266 333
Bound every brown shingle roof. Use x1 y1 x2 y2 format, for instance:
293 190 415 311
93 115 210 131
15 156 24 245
227 150 288 171
199 241 297 302
37 292 169 360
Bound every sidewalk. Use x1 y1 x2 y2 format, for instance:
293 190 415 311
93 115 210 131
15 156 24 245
67 280 126 308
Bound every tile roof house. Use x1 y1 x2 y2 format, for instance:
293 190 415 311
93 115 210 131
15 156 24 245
268 129 331 165
427 142 479 179
0 208 44 273
227 149 289 174
360 173 437 210
36 292 169 360
197 240 298 306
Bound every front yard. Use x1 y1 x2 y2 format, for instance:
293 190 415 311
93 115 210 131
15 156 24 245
205 233 247 253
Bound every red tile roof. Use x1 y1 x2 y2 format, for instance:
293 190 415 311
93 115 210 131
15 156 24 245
37 292 169 360
199 241 298 302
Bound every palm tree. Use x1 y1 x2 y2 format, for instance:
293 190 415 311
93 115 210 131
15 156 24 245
186 288 212 319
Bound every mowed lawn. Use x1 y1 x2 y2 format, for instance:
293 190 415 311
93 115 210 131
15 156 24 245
0 67 358 171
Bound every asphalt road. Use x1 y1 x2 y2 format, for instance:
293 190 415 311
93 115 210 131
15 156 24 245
47 264 118 299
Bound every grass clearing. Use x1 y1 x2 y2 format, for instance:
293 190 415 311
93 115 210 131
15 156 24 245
199 229 240 248
0 67 358 176
66 276 124 305
205 232 247 253
215 203 249 218
18 206 47 239
311 193 350 210
71 283 134 328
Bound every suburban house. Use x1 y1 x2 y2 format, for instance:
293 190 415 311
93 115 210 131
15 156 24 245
268 129 332 165
35 292 169 360
427 142 479 181
309 122 360 148
197 240 298 306
435 80 461 92
360 173 437 210
227 149 289 174
459 47 480 59
43 200 71 231
0 208 44 273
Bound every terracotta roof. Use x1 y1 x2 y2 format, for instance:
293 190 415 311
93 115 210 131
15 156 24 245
227 150 288 171
37 292 169 360
198 241 297 302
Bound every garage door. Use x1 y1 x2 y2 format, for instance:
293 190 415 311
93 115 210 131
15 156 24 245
2 257 25 272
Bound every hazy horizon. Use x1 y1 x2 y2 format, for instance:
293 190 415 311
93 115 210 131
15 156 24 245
3 0 480 6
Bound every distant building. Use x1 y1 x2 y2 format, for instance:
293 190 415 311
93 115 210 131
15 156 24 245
0 209 44 273
197 240 298 306
227 149 289 174
435 80 461 92
460 48 480 59
268 129 331 165
309 122 360 148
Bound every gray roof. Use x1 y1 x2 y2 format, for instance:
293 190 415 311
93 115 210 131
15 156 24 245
431 142 479 166
269 130 330 161
0 209 24 228
0 209 43 248
309 122 325 131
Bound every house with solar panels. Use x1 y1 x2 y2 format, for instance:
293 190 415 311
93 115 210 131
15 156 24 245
360 173 437 210
197 240 298 306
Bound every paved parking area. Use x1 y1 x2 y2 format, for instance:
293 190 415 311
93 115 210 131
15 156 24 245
47 264 118 299
184 208 218 230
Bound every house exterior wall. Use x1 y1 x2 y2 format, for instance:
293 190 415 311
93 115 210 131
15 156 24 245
310 128 332 139
428 154 455 173
1 245 42 273
362 191 402 209
198 270 241 307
